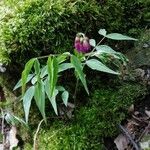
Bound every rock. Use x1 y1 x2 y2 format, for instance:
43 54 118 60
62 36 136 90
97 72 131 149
127 29 150 69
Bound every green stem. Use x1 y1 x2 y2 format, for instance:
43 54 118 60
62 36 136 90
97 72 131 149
73 36 105 106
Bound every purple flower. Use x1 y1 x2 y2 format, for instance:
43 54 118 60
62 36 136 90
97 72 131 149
82 37 91 52
74 34 91 53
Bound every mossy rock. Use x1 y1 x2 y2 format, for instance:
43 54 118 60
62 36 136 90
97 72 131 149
127 29 150 68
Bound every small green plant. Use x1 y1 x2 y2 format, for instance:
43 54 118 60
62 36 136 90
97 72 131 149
14 29 137 123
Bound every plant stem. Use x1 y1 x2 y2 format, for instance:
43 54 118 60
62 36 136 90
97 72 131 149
73 36 106 105
36 52 71 60
72 37 106 149
33 119 44 150
85 36 105 60
73 79 79 106
118 124 140 150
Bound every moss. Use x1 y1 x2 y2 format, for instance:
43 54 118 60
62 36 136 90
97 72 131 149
127 29 150 68
23 82 147 149
0 0 101 65
0 0 149 65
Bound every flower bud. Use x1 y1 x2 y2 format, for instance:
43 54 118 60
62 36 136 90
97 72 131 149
75 36 80 43
74 34 91 53
82 38 91 52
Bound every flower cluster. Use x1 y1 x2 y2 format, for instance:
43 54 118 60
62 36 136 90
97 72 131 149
74 33 91 53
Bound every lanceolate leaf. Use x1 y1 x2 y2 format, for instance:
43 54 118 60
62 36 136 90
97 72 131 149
40 65 48 78
31 75 38 85
96 45 116 54
58 63 73 72
21 58 35 95
34 80 46 123
57 53 68 64
56 86 65 91
50 89 59 115
53 58 59 91
62 90 69 106
47 57 58 97
5 113 27 126
34 59 40 74
23 86 35 123
13 74 34 90
45 79 58 115
86 59 120 75
71 55 89 94
105 33 138 41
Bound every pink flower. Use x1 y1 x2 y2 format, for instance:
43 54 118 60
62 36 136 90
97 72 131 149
74 34 91 53
82 37 91 52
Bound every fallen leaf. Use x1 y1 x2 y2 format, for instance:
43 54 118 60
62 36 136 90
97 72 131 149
145 110 150 118
114 134 129 150
6 126 18 150
128 104 134 113
58 102 75 119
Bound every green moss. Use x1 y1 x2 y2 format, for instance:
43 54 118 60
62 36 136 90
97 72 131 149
0 0 149 65
0 0 101 65
24 82 147 150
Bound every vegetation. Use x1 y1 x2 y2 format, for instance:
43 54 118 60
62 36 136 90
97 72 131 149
24 83 147 149
0 0 149 149
13 29 137 123
0 0 149 65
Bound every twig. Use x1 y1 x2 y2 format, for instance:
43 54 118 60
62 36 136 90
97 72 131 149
33 119 44 150
118 124 141 150
73 79 79 106
36 52 71 60
1 108 5 150
85 37 105 60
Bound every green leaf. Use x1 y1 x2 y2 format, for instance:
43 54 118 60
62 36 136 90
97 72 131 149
50 89 58 115
114 52 128 65
40 65 48 78
62 91 69 106
96 45 116 54
23 86 35 123
105 33 138 41
98 29 107 36
89 39 96 47
34 59 40 74
21 58 35 95
56 86 65 91
71 55 89 94
52 57 59 95
31 75 38 85
5 113 27 126
45 79 58 115
86 59 120 75
58 63 73 72
47 57 58 97
34 80 46 123
57 53 69 64
13 74 34 90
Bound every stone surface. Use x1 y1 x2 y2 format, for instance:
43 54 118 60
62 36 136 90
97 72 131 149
127 29 150 68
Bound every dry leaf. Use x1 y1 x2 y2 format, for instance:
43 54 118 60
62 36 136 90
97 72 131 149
58 102 75 119
128 104 134 113
145 110 150 118
6 126 18 150
114 134 129 150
